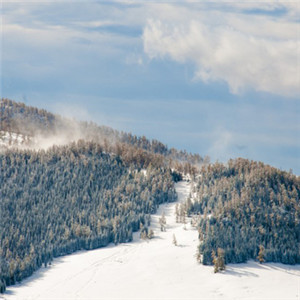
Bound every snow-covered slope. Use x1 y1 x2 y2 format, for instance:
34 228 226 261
3 181 300 300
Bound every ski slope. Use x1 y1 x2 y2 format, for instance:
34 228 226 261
3 181 300 300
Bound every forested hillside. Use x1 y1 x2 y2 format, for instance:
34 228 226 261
1 98 299 294
0 141 177 292
1 99 198 293
184 158 300 266
0 98 206 168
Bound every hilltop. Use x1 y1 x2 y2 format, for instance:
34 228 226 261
0 98 299 295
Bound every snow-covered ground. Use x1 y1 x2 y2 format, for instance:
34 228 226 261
3 181 300 300
0 131 28 149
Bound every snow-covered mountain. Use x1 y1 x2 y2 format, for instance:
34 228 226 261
1 98 299 299
4 182 300 300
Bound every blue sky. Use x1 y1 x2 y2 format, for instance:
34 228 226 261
1 1 299 174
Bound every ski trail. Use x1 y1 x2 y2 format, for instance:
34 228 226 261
3 180 300 300
3 181 191 300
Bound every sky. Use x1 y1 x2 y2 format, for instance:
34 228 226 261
1 0 299 174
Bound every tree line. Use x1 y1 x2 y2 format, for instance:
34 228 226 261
183 158 300 266
0 141 177 292
0 98 208 169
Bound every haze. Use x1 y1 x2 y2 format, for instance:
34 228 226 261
1 1 299 173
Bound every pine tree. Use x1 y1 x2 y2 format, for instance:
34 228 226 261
147 229 154 239
0 279 6 294
159 212 167 232
212 248 226 273
212 251 218 273
196 251 202 263
257 245 265 264
175 204 179 223
217 248 225 271
173 234 177 246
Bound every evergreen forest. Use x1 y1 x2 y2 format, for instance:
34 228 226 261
0 141 177 292
1 99 300 293
185 159 300 265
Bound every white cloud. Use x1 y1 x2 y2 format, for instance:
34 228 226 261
3 1 299 98
143 7 300 97
125 53 144 65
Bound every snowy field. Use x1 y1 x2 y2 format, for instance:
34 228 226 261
2 181 300 300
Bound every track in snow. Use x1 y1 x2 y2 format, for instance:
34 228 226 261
3 181 300 300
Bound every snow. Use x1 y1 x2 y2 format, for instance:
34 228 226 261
3 181 300 300
0 131 27 149
141 169 147 176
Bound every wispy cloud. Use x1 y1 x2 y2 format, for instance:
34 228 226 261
143 4 299 97
2 1 299 174
209 128 234 162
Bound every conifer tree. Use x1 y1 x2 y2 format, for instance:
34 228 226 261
212 248 226 273
175 204 179 223
159 212 167 232
257 245 265 264
173 234 177 246
217 248 225 271
147 229 154 239
212 251 218 273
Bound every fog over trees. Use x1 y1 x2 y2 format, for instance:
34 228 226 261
0 141 177 292
1 99 299 293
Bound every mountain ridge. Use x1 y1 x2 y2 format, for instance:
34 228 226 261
0 98 299 294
